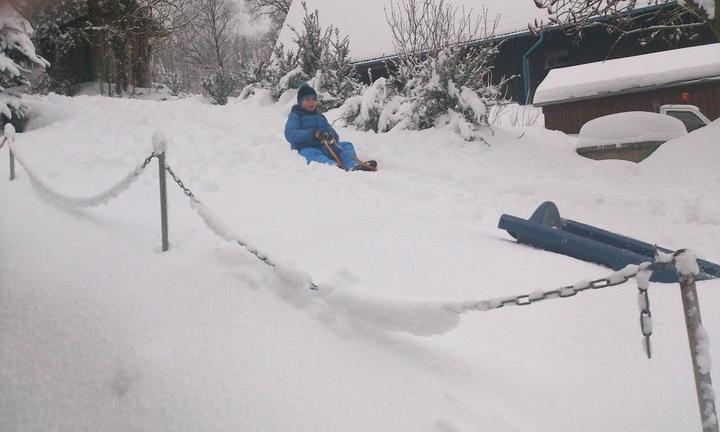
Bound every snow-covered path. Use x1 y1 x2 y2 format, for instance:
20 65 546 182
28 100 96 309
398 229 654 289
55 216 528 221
1 94 719 431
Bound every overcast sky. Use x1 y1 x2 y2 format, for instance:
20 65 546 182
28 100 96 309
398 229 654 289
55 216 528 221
231 0 274 36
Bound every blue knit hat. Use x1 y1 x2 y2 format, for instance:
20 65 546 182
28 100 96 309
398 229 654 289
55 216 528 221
297 82 317 104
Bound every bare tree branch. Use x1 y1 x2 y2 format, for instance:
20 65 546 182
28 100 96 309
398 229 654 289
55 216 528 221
528 0 718 44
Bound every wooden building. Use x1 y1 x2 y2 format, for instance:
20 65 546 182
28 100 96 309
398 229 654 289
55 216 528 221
532 44 720 134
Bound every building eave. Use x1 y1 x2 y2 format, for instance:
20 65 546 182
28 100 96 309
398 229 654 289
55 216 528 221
534 75 720 107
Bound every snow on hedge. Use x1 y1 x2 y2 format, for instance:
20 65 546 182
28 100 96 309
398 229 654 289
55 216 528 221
534 44 720 105
577 112 687 148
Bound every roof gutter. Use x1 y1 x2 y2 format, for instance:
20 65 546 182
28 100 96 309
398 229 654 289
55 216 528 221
523 31 545 105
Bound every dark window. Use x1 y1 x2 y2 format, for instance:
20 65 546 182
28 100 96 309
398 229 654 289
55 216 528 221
665 111 707 132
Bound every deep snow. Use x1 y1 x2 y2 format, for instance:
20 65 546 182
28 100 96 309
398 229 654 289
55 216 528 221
1 93 719 431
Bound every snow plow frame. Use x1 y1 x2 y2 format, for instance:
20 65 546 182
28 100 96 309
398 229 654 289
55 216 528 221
498 201 720 283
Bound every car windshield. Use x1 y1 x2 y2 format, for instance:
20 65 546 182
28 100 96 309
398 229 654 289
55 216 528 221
665 110 707 132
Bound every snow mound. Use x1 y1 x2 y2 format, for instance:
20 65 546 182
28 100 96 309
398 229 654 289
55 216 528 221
320 286 461 336
643 119 720 175
577 111 687 148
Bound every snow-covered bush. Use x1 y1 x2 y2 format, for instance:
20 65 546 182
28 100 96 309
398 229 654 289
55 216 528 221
375 0 512 140
401 46 510 139
338 78 403 132
338 0 512 140
202 70 238 105
160 72 183 97
1 3 49 126
239 42 306 100
338 47 509 140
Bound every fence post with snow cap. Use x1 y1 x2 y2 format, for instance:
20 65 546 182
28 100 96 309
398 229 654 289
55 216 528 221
674 250 719 432
153 131 169 252
4 124 15 181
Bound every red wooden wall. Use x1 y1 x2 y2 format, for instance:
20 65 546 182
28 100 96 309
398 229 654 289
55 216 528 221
542 81 720 134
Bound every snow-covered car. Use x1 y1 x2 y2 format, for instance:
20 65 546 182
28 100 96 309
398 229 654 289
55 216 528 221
576 111 689 162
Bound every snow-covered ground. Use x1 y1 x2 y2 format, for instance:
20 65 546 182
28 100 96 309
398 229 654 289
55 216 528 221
1 93 719 431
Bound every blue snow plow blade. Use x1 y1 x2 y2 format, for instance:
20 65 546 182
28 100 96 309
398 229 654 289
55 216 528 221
498 201 720 283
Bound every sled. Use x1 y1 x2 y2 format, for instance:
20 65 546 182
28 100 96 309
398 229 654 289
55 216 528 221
316 132 378 172
498 201 720 283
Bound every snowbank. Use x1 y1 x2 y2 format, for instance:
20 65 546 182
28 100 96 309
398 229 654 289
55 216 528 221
534 44 720 105
577 111 687 148
2 93 720 432
643 119 720 176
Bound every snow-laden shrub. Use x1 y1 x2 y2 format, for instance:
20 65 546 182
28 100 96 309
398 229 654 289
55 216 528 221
202 70 238 105
338 78 400 132
1 3 49 127
275 66 307 99
338 46 510 140
399 46 508 139
239 43 306 101
372 0 513 141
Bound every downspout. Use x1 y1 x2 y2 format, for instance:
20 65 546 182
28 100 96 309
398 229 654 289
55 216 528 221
523 31 545 105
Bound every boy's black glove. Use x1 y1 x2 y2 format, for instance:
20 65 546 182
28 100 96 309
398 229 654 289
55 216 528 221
314 130 334 142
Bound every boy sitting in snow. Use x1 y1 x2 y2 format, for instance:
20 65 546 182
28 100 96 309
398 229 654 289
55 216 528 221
284 83 376 171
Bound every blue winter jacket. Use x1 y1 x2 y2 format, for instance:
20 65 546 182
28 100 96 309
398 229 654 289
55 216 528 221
284 105 340 151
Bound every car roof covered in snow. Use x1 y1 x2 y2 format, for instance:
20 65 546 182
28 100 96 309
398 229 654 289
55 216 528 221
533 43 720 106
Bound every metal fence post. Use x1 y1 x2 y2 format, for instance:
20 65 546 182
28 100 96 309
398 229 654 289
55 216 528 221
4 124 15 181
9 148 15 181
675 250 718 432
157 150 169 252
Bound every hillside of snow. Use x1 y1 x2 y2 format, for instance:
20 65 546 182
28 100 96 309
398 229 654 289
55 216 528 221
1 94 719 431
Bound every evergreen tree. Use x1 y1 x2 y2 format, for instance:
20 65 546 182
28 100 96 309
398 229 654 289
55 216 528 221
319 29 361 109
0 3 49 127
32 0 90 95
289 2 330 77
239 2 361 107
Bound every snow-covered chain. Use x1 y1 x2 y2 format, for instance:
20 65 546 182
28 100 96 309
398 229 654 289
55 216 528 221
6 132 155 208
176 175 656 336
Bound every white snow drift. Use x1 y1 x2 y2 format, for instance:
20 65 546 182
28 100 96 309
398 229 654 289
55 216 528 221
1 93 719 432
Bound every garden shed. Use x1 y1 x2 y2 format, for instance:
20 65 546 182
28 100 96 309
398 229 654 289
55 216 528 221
533 43 720 134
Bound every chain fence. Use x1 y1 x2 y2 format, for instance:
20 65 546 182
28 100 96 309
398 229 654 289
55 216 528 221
5 131 157 208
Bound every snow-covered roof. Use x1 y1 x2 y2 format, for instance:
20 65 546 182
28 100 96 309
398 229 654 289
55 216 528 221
534 43 720 106
277 0 550 63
